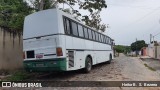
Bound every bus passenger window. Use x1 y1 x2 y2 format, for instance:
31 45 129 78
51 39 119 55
99 34 101 42
107 37 109 44
101 35 104 43
92 31 96 40
65 19 71 34
88 29 92 40
84 27 89 39
105 36 107 44
95 32 99 41
78 24 84 37
71 22 78 36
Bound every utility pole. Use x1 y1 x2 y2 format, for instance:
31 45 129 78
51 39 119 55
152 32 160 45
106 24 110 35
150 34 152 43
153 36 155 45
136 38 137 57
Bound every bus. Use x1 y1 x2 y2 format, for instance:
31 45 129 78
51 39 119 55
23 8 114 73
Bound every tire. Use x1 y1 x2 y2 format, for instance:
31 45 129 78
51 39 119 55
83 57 92 73
107 54 112 64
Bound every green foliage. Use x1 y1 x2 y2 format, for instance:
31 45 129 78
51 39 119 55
0 0 107 32
144 63 156 71
114 45 131 54
124 46 131 54
0 0 32 31
29 0 56 11
114 45 124 53
5 70 30 81
131 40 147 51
78 0 107 31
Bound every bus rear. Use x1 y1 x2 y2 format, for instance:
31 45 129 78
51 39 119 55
23 9 66 72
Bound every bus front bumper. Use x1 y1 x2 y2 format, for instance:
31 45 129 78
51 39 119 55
23 58 67 72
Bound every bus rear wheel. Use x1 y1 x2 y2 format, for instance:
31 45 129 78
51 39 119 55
84 57 92 73
107 54 112 64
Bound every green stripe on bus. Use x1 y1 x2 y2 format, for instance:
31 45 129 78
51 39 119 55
23 58 67 72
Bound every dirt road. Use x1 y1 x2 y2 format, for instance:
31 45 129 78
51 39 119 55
2 53 160 90
31 53 160 81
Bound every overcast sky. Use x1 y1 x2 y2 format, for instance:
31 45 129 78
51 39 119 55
27 0 160 45
101 0 160 45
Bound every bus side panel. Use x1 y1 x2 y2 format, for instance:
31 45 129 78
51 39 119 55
74 51 85 69
93 41 112 65
65 37 85 70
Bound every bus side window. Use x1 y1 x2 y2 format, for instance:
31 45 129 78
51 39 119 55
104 36 106 44
99 34 101 42
88 29 92 40
71 21 78 36
64 18 71 34
108 38 111 45
95 32 99 41
78 24 84 37
84 27 89 39
103 35 106 43
92 31 96 40
106 37 108 44
101 35 104 43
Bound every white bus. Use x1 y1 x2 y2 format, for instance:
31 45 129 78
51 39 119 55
23 8 114 73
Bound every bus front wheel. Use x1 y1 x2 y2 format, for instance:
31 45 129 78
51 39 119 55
84 57 92 73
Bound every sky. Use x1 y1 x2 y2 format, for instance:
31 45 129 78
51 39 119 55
100 0 160 45
26 0 160 46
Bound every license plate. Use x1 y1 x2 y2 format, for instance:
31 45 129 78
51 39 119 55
36 64 44 67
36 54 43 58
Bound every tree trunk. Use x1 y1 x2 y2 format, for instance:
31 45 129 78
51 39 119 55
39 0 44 11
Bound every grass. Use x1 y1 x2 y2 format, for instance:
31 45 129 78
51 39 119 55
144 63 156 71
3 70 30 81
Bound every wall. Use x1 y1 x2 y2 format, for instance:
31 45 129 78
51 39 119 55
146 44 155 58
0 27 23 71
155 46 160 60
141 47 147 56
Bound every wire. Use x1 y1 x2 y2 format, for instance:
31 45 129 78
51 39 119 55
119 7 160 29
132 7 160 23
108 3 160 10
154 32 160 37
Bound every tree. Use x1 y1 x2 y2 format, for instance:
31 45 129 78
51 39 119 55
131 40 147 51
114 45 125 53
28 0 107 32
29 0 57 11
0 0 32 31
114 45 131 56
124 46 131 54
